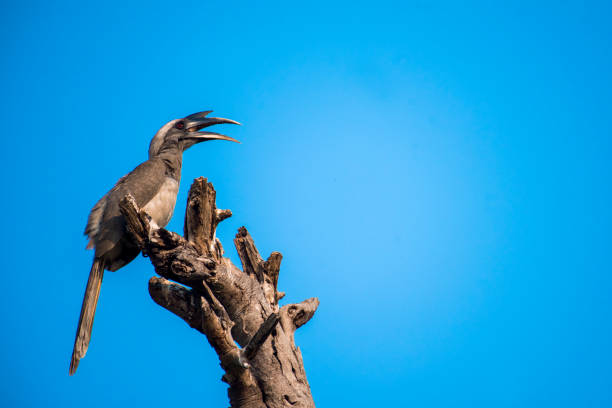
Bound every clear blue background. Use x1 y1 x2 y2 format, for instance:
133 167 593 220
1 1 611 406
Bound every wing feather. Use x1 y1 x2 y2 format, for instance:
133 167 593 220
85 158 169 256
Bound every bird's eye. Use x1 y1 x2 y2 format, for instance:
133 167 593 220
176 121 185 130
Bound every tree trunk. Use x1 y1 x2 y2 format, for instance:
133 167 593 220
119 177 318 408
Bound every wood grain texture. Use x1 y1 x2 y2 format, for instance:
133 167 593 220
120 177 318 408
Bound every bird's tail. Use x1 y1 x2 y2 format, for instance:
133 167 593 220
69 258 105 375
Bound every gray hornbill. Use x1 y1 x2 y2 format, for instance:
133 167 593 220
69 110 240 375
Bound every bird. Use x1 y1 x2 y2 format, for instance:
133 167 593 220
69 110 240 375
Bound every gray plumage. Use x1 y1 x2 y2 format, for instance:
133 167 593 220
69 111 239 375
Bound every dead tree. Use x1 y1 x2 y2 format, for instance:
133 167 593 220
118 177 318 408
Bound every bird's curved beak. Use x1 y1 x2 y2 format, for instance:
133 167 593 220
180 110 241 144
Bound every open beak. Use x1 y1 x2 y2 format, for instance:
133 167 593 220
180 110 241 144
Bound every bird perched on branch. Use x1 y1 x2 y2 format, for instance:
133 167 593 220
69 111 240 375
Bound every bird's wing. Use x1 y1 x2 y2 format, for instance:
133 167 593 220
84 173 129 248
86 159 169 257
107 158 170 207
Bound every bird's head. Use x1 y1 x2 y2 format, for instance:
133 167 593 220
149 110 240 158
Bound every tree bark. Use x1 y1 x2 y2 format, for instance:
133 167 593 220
119 178 318 408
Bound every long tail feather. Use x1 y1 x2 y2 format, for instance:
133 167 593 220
69 258 104 375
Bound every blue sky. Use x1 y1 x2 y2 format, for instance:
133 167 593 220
1 1 611 407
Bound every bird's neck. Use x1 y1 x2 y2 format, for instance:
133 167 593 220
155 150 183 182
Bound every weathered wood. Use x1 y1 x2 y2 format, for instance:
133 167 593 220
234 226 264 281
119 194 150 251
234 228 284 307
121 179 318 408
149 276 264 407
263 252 282 291
244 313 280 360
263 252 283 305
184 177 231 260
